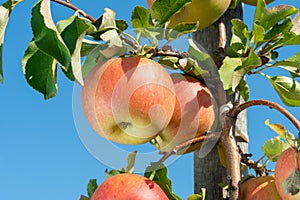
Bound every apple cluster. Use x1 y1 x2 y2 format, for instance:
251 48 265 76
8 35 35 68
81 57 216 154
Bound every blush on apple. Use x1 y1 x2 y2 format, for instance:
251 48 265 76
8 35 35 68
91 173 168 200
153 74 216 154
239 176 281 200
146 0 231 30
82 57 176 144
275 147 300 200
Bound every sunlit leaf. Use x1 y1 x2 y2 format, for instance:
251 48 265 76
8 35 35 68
87 179 98 198
0 0 23 83
31 0 71 68
125 150 137 174
22 41 57 99
262 136 283 162
265 75 300 106
152 0 192 24
57 15 89 85
265 119 287 139
237 79 250 101
219 57 242 90
131 6 154 29
167 22 198 40
187 189 206 200
273 52 300 68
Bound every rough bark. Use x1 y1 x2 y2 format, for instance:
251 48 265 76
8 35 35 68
193 4 248 200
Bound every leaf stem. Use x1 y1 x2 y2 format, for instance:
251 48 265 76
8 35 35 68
50 0 96 22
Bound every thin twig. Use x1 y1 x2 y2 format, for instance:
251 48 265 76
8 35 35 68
158 132 220 163
231 99 300 131
50 0 96 22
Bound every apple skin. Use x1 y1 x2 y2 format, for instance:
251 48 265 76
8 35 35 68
153 74 216 154
275 147 300 200
91 173 168 200
147 0 231 30
239 176 281 200
82 57 176 145
242 0 274 6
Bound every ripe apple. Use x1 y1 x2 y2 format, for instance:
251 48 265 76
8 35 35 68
275 147 300 200
82 57 176 144
91 173 168 200
146 0 231 30
241 0 274 6
153 74 216 154
239 176 281 200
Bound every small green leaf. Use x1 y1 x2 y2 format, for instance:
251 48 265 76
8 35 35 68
22 41 57 99
265 75 300 107
255 2 298 32
87 179 98 198
125 150 137 174
264 17 293 41
79 195 90 200
282 169 300 196
131 6 154 29
145 162 181 200
187 188 206 200
0 0 23 83
152 0 192 24
81 39 100 56
237 79 250 101
262 136 283 162
219 57 242 90
265 119 287 139
167 22 198 40
115 19 128 32
252 24 265 44
31 0 71 68
273 52 300 68
105 169 125 179
82 43 126 78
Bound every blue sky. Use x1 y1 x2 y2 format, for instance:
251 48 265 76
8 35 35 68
0 0 300 199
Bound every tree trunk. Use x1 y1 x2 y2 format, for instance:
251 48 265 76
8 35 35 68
193 4 248 200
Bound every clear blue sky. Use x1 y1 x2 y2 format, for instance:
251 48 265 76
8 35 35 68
0 0 299 199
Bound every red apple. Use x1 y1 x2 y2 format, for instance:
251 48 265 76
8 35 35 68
147 0 231 30
91 173 168 200
275 147 300 200
239 176 281 200
153 74 216 154
82 57 176 144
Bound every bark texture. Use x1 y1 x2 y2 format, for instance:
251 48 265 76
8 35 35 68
193 4 248 199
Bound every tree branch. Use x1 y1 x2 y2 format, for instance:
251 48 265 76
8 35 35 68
50 0 96 22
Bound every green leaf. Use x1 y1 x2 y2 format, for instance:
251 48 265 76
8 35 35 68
264 17 293 41
115 19 128 32
152 0 192 24
82 43 126 79
31 0 71 68
237 79 250 101
0 0 23 83
219 57 242 90
273 52 300 68
265 75 300 107
105 169 125 179
131 6 154 29
187 189 206 200
254 1 298 32
252 23 265 44
87 179 98 198
79 195 90 200
262 136 283 162
57 14 89 85
265 119 287 139
282 169 300 196
167 22 198 40
81 39 100 56
22 41 57 99
125 150 137 174
145 162 181 200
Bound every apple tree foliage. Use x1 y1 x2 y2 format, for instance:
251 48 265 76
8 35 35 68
1 0 300 199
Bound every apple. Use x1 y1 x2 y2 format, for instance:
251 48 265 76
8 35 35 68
91 173 168 200
241 0 274 6
82 57 176 144
275 147 300 200
147 0 231 30
153 74 216 154
239 176 281 200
